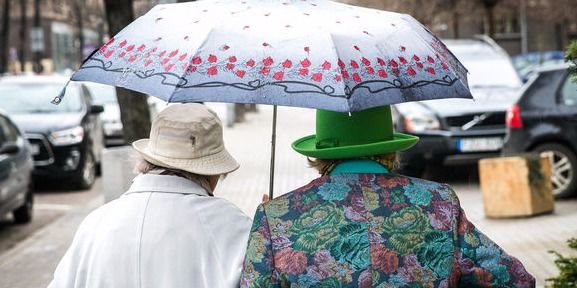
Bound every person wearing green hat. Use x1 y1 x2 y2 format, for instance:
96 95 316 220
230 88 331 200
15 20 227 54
240 106 534 287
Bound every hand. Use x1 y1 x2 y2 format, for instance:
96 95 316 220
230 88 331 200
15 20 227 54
261 194 270 203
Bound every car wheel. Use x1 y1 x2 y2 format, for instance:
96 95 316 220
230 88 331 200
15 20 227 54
13 181 33 224
534 143 577 199
76 151 96 190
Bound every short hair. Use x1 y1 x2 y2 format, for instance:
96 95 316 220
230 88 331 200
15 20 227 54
307 153 399 175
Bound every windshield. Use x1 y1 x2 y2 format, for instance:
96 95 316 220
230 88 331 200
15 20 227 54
0 82 83 114
446 40 522 89
86 83 117 105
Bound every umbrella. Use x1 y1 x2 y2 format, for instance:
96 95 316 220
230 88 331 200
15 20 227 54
55 0 472 197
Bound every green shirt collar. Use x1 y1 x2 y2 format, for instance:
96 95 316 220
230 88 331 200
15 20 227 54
329 160 389 175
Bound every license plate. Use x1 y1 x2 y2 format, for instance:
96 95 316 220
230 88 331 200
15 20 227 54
30 144 40 155
457 137 503 152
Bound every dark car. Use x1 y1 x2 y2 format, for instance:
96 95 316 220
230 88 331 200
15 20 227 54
502 64 577 198
0 75 104 190
0 110 34 223
394 37 522 176
85 82 163 147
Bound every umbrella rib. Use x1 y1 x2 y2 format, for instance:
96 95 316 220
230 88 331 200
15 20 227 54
166 26 221 103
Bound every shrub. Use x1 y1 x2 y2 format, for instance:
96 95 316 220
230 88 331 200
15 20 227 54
546 238 577 287
567 41 577 81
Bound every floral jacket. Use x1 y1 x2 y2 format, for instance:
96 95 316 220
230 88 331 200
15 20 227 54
240 173 535 287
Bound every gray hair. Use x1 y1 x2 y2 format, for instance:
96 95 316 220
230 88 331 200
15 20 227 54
307 153 399 175
134 158 221 193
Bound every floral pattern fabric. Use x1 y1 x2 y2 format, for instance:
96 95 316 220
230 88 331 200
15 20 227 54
240 174 535 287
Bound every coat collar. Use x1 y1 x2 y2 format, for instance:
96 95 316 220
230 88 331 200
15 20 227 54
124 174 210 196
329 160 389 175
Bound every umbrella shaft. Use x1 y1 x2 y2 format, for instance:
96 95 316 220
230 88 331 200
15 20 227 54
269 106 277 199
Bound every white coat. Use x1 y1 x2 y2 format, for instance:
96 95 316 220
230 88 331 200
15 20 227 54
48 174 252 288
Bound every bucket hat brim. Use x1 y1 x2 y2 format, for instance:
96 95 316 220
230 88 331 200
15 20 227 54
292 132 419 159
133 139 239 175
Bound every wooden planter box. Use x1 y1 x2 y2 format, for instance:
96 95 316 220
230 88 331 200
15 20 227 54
478 154 554 218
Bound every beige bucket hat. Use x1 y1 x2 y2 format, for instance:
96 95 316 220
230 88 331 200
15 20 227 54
133 103 239 175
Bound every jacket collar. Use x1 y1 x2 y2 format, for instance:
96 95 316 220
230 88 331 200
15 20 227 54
329 160 389 175
124 174 210 196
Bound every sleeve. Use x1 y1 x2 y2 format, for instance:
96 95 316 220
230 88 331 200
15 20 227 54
449 187 536 287
240 204 278 288
47 210 100 288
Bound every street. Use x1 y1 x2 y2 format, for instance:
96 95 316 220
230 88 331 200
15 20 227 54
0 179 102 255
0 104 576 287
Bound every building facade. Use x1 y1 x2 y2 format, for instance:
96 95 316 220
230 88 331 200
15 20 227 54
339 0 577 56
3 0 105 73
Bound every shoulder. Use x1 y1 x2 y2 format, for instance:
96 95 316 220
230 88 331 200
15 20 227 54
75 201 114 232
262 176 329 207
198 197 248 218
196 196 252 227
379 173 458 202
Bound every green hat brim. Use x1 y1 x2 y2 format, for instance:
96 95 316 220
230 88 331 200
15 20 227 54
292 133 419 159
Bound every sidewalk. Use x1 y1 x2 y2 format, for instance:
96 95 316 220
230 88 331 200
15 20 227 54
0 104 575 287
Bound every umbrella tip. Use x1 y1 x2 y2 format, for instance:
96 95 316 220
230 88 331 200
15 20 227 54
52 80 70 105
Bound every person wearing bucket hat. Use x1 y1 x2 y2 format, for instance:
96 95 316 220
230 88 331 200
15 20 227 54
49 103 252 288
241 106 534 287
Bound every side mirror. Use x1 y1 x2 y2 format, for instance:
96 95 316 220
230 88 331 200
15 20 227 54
90 105 104 114
0 143 20 155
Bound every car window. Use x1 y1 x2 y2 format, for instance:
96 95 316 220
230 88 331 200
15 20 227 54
86 83 117 105
560 77 577 107
82 85 93 105
520 70 565 109
0 116 8 147
0 116 19 149
0 82 84 114
2 118 19 142
444 40 522 89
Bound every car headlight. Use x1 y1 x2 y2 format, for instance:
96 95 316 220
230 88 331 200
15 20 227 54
49 126 84 146
404 114 440 133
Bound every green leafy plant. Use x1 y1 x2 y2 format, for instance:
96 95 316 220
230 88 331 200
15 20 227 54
546 238 577 287
567 41 577 82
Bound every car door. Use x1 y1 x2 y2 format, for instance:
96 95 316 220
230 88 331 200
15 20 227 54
0 115 30 202
558 74 577 150
0 116 16 204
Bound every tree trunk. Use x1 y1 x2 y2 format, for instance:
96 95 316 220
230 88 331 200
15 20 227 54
452 10 459 38
18 0 26 72
0 0 11 74
486 5 495 37
103 0 151 144
73 0 85 66
481 0 499 38
32 0 43 73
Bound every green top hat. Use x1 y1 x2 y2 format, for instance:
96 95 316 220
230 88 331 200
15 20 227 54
292 106 419 159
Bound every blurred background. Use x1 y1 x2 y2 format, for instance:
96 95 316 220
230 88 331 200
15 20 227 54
1 0 576 75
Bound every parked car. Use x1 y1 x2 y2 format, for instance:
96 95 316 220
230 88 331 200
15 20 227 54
512 51 565 82
394 36 523 176
0 75 104 189
86 82 165 146
0 110 34 223
502 64 577 198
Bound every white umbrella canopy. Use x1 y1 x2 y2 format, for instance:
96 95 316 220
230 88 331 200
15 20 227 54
57 0 471 112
